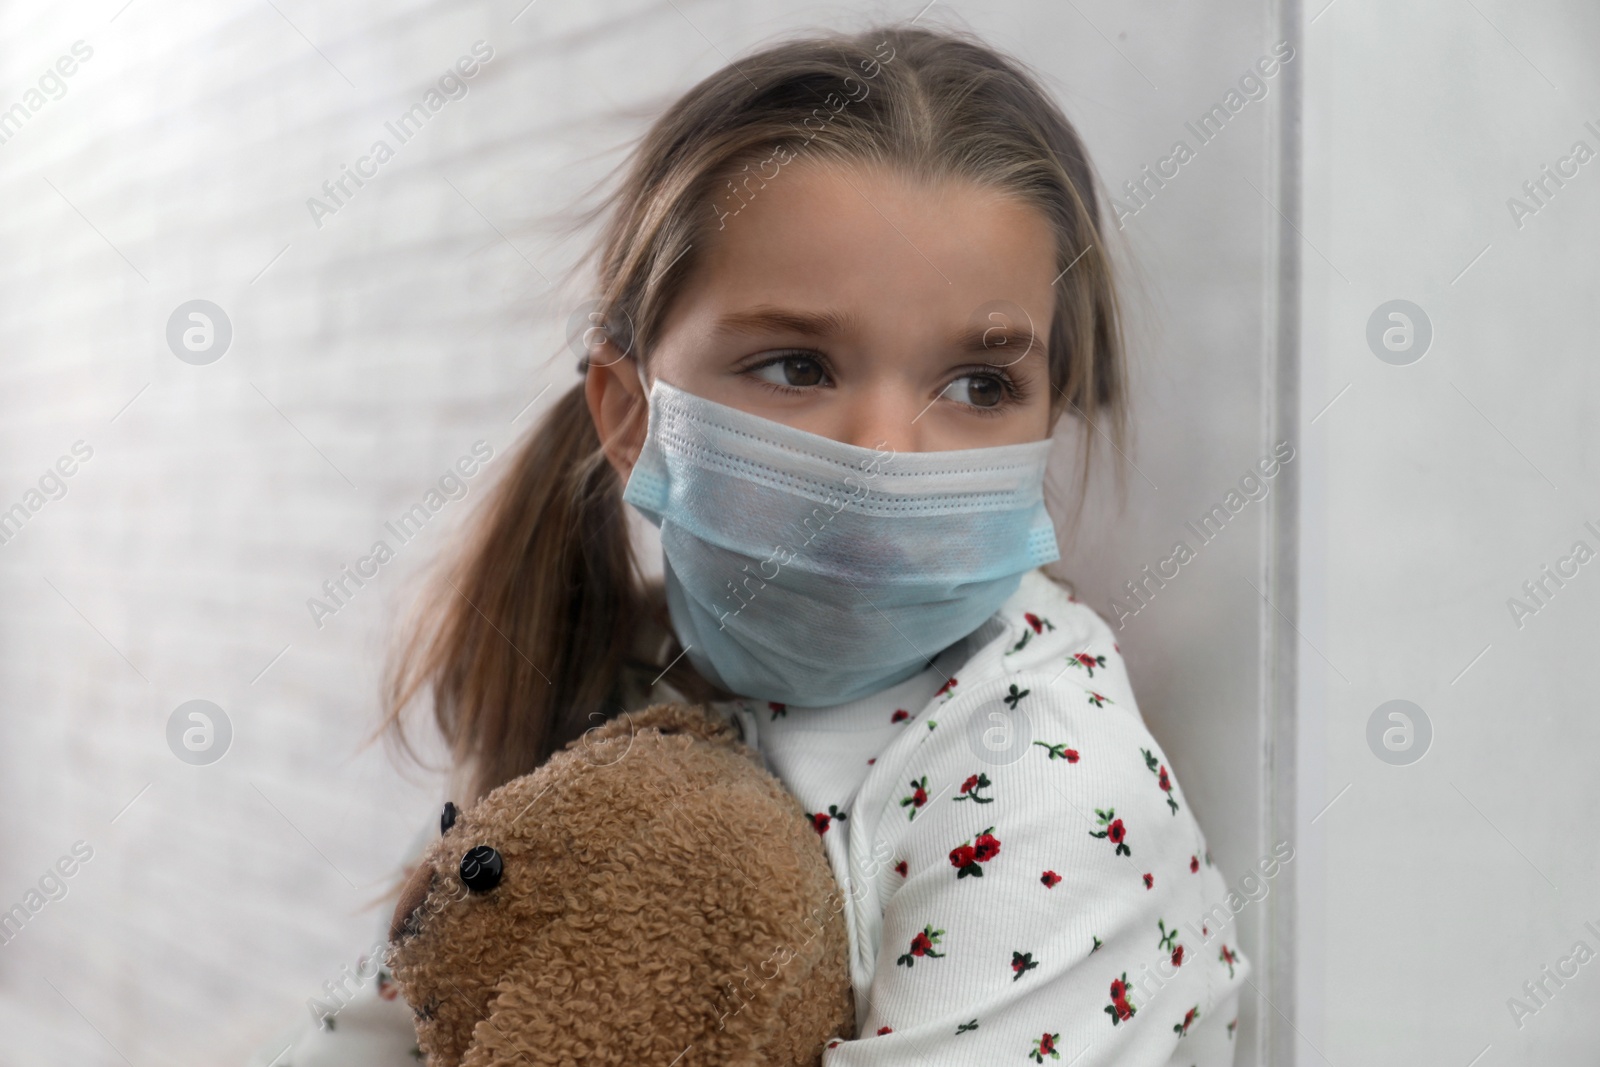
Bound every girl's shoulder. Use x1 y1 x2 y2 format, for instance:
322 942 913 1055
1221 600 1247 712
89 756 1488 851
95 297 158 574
858 566 1180 828
928 566 1132 712
860 567 1218 898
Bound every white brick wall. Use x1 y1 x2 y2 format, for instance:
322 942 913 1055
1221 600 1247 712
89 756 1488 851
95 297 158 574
0 2 1290 1061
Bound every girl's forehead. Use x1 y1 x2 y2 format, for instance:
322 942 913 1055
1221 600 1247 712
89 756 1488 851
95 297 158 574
688 159 1059 337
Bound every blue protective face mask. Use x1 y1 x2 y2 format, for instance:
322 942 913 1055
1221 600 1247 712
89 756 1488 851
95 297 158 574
620 365 1060 708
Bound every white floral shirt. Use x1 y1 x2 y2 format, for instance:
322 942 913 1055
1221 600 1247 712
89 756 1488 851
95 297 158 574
710 567 1250 1065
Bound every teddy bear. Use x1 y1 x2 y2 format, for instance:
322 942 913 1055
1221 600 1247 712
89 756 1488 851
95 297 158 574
385 700 855 1066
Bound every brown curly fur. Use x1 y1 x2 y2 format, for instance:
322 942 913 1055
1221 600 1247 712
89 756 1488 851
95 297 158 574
386 701 855 1066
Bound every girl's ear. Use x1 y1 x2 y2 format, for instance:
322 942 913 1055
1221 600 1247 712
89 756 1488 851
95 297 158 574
583 341 648 483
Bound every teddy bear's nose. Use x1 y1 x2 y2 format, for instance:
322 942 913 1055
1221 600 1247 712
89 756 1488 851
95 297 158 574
460 845 503 892
389 860 435 942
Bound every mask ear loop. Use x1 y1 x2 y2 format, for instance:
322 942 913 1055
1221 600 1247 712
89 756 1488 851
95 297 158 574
633 355 650 395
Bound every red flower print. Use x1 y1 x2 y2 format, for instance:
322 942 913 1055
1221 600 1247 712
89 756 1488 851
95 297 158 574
810 804 847 834
1142 872 1153 889
1008 613 1057 656
1068 651 1107 677
876 1026 893 1035
935 676 958 699
894 860 908 877
949 826 1001 878
899 776 930 821
1220 944 1237 978
1086 690 1112 707
1040 870 1062 888
768 701 787 720
1011 950 1038 981
1190 855 1200 873
954 772 994 804
867 757 876 764
896 924 946 966
1032 740 1080 762
1157 919 1184 968
1089 808 1130 856
891 708 910 723
1104 972 1137 1024
1029 1031 1061 1062
1141 747 1181 815
1173 1006 1200 1037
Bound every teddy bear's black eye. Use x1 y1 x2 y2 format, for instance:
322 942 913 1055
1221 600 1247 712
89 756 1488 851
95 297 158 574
440 801 458 835
459 845 503 892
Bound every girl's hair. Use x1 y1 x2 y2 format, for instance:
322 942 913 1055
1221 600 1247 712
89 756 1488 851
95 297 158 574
377 20 1130 807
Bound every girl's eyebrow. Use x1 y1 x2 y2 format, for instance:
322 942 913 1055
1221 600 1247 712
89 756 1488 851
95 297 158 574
713 305 859 339
714 305 1040 360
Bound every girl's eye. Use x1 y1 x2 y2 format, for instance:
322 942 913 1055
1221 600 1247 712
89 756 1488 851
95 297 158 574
943 374 1007 412
943 370 1030 417
747 353 829 392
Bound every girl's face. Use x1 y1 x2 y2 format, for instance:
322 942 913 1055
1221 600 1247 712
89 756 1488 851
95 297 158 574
588 159 1061 482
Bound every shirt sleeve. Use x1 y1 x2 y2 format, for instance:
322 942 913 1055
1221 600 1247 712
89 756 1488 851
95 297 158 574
822 622 1249 1066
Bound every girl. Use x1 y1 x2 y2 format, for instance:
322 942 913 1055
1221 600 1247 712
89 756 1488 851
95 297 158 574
252 20 1250 1067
